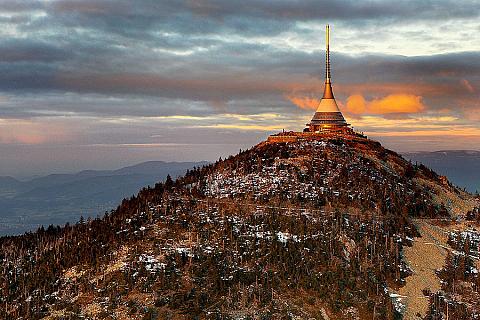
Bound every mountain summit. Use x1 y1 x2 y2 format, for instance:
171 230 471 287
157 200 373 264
1 135 478 319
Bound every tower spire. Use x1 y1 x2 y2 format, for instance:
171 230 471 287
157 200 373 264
323 24 334 99
326 24 331 83
305 24 350 133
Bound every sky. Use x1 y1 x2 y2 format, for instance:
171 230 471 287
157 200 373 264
0 0 479 177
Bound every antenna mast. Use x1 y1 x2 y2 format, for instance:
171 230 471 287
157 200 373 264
322 24 334 99
325 24 331 84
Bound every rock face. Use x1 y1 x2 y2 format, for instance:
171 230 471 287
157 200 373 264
0 136 475 319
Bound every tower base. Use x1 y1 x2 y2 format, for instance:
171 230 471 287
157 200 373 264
267 129 363 144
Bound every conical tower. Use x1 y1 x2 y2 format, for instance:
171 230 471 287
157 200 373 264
306 25 349 133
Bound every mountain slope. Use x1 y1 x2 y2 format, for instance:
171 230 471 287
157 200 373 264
403 150 480 193
0 176 22 198
0 136 477 319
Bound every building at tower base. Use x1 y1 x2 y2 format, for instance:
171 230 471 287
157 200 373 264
267 25 360 144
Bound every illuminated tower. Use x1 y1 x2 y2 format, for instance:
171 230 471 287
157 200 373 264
306 25 349 133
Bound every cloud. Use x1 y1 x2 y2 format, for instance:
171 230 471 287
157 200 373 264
2 48 478 117
0 40 68 62
285 94 320 110
51 1 129 15
53 72 303 102
346 94 425 115
345 95 367 114
46 1 480 26
0 1 43 12
0 119 70 144
368 94 425 114
0 0 479 175
461 79 475 93
463 107 480 121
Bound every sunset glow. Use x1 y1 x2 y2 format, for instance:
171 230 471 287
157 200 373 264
0 1 479 176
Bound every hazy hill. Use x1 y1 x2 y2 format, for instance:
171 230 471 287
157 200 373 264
0 161 207 235
0 176 22 197
1 136 477 319
403 150 480 193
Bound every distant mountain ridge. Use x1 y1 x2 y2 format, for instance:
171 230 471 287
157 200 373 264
0 161 208 235
403 150 480 193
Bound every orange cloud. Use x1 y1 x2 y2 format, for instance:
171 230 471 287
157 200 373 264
368 127 480 137
285 94 320 110
335 82 455 97
346 94 425 115
345 95 367 114
461 79 475 93
463 108 480 121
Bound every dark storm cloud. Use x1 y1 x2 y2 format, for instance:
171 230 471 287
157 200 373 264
45 0 480 28
2 47 478 95
350 52 480 79
0 40 69 62
0 64 56 91
0 0 479 120
330 52 480 94
9 0 477 43
0 1 43 12
185 0 480 23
